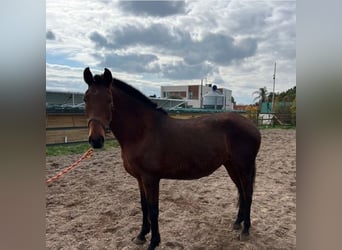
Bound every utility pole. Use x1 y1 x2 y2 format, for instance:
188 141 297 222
271 62 276 113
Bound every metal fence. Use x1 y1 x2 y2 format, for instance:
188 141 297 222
46 109 295 145
245 112 296 128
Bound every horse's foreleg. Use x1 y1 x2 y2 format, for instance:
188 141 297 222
133 179 151 245
142 177 161 250
147 200 160 250
233 195 244 230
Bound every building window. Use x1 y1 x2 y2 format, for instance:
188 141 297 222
168 91 186 99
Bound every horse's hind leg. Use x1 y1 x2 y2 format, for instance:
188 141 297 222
224 163 244 230
239 167 254 241
225 160 256 241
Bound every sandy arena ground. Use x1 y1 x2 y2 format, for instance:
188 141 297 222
46 129 296 249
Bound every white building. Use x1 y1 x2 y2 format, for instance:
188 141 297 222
160 84 233 110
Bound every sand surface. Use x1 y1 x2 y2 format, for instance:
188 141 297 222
46 129 296 249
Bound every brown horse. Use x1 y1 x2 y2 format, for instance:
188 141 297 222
83 67 261 250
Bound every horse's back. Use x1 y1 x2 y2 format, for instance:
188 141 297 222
170 112 260 141
180 112 261 159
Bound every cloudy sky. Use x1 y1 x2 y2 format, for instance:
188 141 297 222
46 0 296 105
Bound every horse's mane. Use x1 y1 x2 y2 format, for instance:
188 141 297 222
112 78 168 115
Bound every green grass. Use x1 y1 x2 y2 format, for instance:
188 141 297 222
46 139 119 156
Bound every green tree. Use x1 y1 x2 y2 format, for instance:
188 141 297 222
278 86 296 102
267 86 296 112
290 97 296 125
253 87 268 112
290 96 296 114
231 96 236 105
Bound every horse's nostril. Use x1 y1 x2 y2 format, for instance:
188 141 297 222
89 136 105 149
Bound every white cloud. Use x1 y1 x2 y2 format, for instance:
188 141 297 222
46 0 296 104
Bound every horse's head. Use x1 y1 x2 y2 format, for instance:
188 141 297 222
83 67 114 149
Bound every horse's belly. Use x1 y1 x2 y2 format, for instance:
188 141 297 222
162 161 222 180
159 145 227 180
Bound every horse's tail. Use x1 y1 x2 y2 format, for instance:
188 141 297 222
252 129 261 192
251 159 257 193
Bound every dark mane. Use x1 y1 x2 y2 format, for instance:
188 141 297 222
112 78 168 115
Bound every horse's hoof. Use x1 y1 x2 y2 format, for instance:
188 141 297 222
233 223 242 230
147 245 157 250
147 238 160 250
132 236 146 245
239 232 250 241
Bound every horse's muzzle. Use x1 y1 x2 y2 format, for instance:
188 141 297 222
89 135 104 149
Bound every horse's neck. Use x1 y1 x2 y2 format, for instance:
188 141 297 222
110 91 160 146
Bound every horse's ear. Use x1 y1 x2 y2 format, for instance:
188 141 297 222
83 67 94 85
103 68 112 87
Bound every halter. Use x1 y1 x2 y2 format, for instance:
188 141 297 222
87 117 109 131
